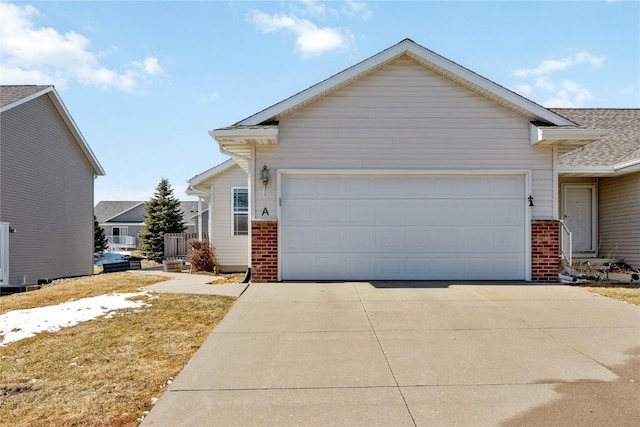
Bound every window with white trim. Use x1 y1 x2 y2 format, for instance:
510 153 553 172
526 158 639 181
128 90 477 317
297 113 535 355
232 188 248 236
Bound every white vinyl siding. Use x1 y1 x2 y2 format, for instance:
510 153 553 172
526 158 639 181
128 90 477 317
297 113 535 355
254 56 554 221
0 95 95 284
201 165 248 270
598 173 640 268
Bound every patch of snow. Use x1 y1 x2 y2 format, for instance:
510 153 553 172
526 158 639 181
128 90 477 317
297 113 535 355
94 251 131 266
0 292 151 346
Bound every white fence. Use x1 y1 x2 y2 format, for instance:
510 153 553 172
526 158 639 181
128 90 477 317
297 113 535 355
164 233 209 261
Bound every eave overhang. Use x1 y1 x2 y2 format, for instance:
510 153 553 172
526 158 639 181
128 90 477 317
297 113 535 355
209 125 278 171
530 123 610 147
211 125 279 146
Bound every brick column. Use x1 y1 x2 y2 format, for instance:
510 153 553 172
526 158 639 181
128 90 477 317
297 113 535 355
531 220 560 282
251 220 278 282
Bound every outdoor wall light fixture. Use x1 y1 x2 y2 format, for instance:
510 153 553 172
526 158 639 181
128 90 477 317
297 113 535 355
9 227 17 233
261 165 270 187
528 195 534 207
261 165 270 195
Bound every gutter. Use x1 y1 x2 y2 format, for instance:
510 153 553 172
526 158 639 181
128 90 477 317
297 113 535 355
614 157 640 171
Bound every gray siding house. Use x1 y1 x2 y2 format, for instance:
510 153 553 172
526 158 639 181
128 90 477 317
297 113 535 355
1 85 105 285
94 200 205 251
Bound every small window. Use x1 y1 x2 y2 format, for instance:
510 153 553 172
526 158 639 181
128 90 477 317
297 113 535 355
111 226 128 244
233 188 248 236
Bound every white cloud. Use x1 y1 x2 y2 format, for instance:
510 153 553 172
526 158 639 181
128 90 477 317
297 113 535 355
514 51 603 77
293 0 334 17
516 84 532 95
249 9 352 58
141 57 162 75
0 2 161 92
534 76 555 92
543 80 593 108
343 0 373 20
512 50 604 107
198 90 220 104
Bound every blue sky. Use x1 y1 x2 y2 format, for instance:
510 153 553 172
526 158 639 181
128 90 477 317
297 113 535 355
1 1 638 203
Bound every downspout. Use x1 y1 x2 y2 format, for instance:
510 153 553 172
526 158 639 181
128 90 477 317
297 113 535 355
219 145 252 283
197 197 203 241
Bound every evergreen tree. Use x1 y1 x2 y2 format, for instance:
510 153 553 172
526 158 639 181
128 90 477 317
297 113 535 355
94 215 109 254
139 178 186 262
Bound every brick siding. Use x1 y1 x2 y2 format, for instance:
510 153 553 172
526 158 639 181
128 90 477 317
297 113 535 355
251 220 278 282
531 220 560 282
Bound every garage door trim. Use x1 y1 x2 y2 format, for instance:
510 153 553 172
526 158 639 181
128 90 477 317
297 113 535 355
276 169 532 281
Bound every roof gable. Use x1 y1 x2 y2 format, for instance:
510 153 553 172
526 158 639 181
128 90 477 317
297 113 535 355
95 201 145 223
1 85 105 176
236 39 574 127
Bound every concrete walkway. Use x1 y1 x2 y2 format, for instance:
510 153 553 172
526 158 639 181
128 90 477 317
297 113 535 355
131 269 249 297
141 282 640 426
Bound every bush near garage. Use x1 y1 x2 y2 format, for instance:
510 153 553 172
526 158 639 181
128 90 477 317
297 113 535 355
188 240 218 274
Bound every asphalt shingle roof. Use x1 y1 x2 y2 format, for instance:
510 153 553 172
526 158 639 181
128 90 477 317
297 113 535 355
552 109 640 167
94 201 207 225
0 85 51 108
94 201 143 223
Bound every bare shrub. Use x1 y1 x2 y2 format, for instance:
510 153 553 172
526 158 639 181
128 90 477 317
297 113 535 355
188 240 218 273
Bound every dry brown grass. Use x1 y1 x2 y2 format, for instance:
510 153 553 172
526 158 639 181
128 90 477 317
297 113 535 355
0 273 236 426
208 273 246 285
0 273 166 315
578 282 640 306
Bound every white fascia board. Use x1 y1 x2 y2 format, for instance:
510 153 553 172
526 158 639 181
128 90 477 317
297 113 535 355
185 185 210 199
530 123 610 146
237 39 574 127
187 158 237 186
211 127 278 144
614 157 640 172
557 165 615 176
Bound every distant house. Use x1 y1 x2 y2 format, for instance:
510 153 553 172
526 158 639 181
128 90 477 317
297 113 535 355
554 109 639 268
200 39 637 282
1 85 105 286
186 159 248 272
94 200 205 251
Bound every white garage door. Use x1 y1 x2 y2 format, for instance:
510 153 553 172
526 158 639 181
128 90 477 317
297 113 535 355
280 173 526 281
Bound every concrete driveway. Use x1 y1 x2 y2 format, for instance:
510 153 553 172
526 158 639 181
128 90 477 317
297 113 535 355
141 282 640 426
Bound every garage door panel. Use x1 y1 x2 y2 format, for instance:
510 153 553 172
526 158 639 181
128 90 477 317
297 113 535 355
281 174 526 280
346 201 373 225
344 229 373 251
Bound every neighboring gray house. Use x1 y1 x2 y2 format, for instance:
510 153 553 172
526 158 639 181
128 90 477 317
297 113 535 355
94 200 205 250
209 39 626 282
186 158 249 272
554 109 639 268
0 85 105 286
